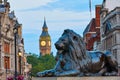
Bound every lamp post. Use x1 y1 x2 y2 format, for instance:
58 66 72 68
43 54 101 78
18 50 22 75
0 23 1 69
0 17 2 69
5 61 7 80
13 20 19 80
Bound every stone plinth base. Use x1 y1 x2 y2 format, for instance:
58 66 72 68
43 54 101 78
32 76 120 80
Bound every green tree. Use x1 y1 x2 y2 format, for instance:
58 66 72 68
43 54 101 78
27 53 39 66
38 54 56 71
27 53 56 76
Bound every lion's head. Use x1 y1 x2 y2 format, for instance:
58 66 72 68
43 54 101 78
55 32 69 53
55 29 87 63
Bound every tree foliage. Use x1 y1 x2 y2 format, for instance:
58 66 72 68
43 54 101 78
27 53 56 76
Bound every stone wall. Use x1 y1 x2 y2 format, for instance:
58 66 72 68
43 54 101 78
32 77 120 80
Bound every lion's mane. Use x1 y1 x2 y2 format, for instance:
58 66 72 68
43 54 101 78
56 29 90 70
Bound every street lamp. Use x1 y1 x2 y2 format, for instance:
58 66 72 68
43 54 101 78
5 61 8 80
18 50 22 75
13 20 19 80
0 16 2 68
0 22 1 69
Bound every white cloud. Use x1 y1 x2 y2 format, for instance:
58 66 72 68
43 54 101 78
9 0 57 10
14 9 94 34
8 0 95 34
7 0 96 54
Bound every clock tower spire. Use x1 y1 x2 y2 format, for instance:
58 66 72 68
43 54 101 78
39 18 51 56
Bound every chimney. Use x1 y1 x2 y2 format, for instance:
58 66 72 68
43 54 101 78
95 5 101 28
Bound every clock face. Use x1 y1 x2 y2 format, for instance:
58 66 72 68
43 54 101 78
48 41 51 46
41 41 46 46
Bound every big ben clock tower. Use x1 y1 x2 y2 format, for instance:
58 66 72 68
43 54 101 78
39 18 51 56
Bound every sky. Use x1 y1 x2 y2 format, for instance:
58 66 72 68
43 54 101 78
8 0 103 56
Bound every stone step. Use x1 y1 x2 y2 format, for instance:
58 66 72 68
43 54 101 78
32 76 120 80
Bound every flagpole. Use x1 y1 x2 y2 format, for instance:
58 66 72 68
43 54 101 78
89 0 92 19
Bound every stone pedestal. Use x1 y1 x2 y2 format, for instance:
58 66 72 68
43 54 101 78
32 76 120 80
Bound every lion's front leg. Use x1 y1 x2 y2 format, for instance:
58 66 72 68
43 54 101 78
55 69 80 76
37 69 55 77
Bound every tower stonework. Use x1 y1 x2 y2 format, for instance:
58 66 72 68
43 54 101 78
39 18 51 56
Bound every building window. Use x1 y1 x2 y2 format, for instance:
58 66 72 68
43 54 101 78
113 34 116 45
113 49 117 60
114 34 116 44
4 42 10 54
11 58 13 68
4 56 10 69
106 36 112 49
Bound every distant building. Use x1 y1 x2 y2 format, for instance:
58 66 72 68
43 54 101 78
100 0 120 67
83 5 101 51
24 53 32 79
39 18 51 56
102 0 120 12
0 0 25 79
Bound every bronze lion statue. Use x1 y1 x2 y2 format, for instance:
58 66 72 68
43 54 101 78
37 29 118 77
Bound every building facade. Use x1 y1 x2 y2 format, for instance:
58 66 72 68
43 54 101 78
83 5 101 51
100 0 120 67
39 18 51 56
0 0 25 79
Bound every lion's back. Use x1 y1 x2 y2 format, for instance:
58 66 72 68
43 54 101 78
87 51 106 73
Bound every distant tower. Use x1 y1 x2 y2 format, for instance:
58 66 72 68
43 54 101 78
39 18 51 56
